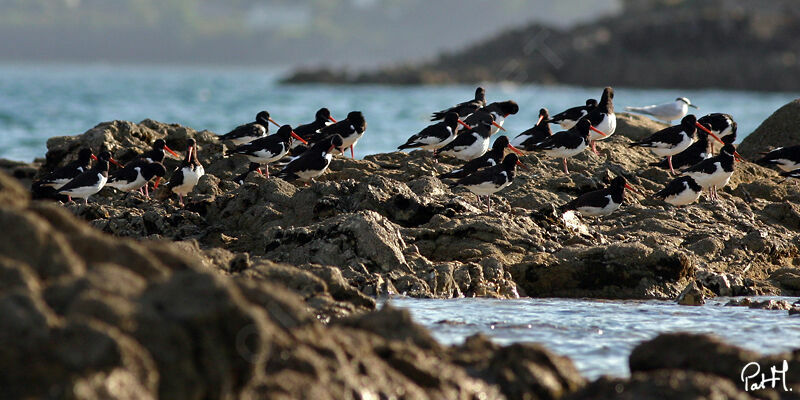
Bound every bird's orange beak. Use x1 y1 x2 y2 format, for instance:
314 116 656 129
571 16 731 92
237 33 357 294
507 144 525 156
164 145 180 158
153 177 161 188
492 121 506 132
109 157 123 168
90 154 98 161
624 183 642 195
291 131 308 145
734 152 745 162
329 116 338 123
516 160 530 171
695 122 724 144
536 115 544 126
268 117 281 128
589 125 607 136
458 119 472 130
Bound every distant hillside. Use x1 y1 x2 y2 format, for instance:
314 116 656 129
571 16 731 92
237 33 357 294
283 0 800 91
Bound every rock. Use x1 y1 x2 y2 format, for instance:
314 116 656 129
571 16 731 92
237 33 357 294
565 370 753 400
739 99 800 157
614 112 670 141
676 281 705 306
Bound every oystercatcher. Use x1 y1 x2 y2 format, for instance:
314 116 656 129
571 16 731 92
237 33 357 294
398 112 470 158
510 108 552 152
649 128 712 172
756 146 800 172
167 139 202 206
35 148 97 189
219 111 280 145
683 143 738 201
277 135 344 183
106 162 167 198
653 176 703 206
629 114 708 175
58 151 113 204
579 87 616 155
548 99 597 129
131 139 179 164
697 113 737 152
779 169 800 182
439 135 524 179
451 153 526 212
290 108 337 154
462 100 519 135
311 111 366 159
625 97 697 124
232 163 262 184
431 87 486 121
438 112 501 161
190 139 204 178
559 176 637 217
531 119 606 174
227 125 307 177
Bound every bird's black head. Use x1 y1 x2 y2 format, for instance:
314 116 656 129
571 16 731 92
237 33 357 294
586 99 598 107
143 162 168 178
315 108 332 122
493 135 510 150
326 134 344 153
680 114 698 131
611 176 627 188
501 153 520 170
721 144 737 158
346 111 366 132
153 139 166 150
443 112 460 126
539 108 549 121
96 159 109 172
77 148 94 162
97 151 113 162
475 87 485 101
277 125 294 140
602 87 614 100
575 119 593 137
255 111 271 124
187 138 197 147
496 100 519 116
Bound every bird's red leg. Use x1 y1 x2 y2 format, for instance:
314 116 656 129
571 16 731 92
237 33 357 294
350 145 355 159
563 158 569 174
668 156 676 176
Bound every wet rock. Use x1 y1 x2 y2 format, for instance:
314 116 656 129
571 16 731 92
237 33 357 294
676 281 706 306
739 99 800 157
726 297 794 310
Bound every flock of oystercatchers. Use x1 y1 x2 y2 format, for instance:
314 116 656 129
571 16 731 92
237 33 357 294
27 86 800 217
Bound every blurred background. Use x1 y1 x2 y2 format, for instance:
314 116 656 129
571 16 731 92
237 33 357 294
0 0 798 161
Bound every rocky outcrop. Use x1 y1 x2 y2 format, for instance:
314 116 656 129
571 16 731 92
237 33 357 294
739 99 800 157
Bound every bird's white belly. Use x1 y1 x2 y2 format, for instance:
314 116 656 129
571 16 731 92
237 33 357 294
665 185 701 206
295 153 333 181
107 173 146 192
445 137 489 161
544 141 587 159
465 179 511 196
589 114 616 141
685 163 732 188
247 146 287 164
652 135 693 156
577 196 619 216
172 167 200 195
62 174 107 198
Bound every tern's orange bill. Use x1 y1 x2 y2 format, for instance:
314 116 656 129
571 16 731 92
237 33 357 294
291 131 308 145
589 126 607 136
492 121 506 132
164 145 180 158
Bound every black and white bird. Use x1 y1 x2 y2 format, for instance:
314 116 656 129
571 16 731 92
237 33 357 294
219 111 280 145
462 100 519 135
58 151 114 204
131 139 179 164
277 135 344 183
289 107 337 154
167 139 202 206
431 87 486 120
625 97 697 124
649 129 712 172
697 113 737 151
683 143 738 201
579 87 616 155
548 99 597 129
653 176 703 206
756 146 800 172
35 148 97 189
510 108 552 152
438 112 501 161
559 176 638 217
439 136 524 179
227 125 307 178
105 162 167 198
190 139 204 178
629 114 707 175
779 169 800 182
531 119 606 174
451 153 526 212
311 111 366 159
232 163 262 185
398 112 470 158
